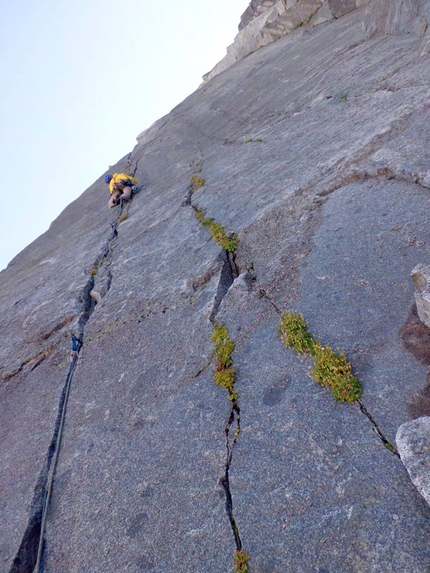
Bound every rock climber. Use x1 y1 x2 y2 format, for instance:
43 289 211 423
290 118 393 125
105 173 138 208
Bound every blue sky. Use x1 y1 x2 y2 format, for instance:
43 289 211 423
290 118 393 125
0 0 248 270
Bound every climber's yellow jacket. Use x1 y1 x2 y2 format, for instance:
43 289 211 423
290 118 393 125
109 173 137 195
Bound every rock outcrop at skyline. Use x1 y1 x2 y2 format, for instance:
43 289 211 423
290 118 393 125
203 0 372 82
2 1 430 572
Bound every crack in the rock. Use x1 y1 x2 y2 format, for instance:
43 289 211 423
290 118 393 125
211 321 244 559
9 202 128 573
260 290 401 456
2 345 58 381
187 178 247 563
219 398 242 552
181 183 194 207
209 254 235 322
9 348 81 573
185 181 240 319
258 288 281 314
192 359 212 379
357 398 400 457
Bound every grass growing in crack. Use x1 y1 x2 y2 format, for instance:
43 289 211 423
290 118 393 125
279 311 362 404
280 311 315 354
90 257 105 276
195 209 238 252
234 550 249 573
118 212 128 224
190 175 205 191
212 322 238 401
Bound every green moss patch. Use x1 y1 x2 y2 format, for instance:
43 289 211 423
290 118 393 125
195 210 238 252
280 311 362 404
190 175 205 191
234 550 249 573
212 322 237 401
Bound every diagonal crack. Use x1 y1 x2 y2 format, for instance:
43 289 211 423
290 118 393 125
357 399 399 456
259 289 400 456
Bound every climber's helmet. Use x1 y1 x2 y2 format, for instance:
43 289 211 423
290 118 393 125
104 174 113 184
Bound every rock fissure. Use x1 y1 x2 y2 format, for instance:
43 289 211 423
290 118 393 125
5 3 430 569
9 348 81 573
357 399 400 456
2 344 58 381
209 255 236 322
191 179 248 568
9 203 130 573
211 322 246 569
259 289 401 455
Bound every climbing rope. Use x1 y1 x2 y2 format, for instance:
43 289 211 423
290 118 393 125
33 180 138 571
33 338 82 573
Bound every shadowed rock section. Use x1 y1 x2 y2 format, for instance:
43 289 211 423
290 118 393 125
3 1 430 572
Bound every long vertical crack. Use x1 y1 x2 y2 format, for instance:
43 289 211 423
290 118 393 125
219 399 242 552
211 322 247 569
186 173 248 569
9 201 129 573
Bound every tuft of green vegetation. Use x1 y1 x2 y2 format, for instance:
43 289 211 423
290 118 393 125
280 311 315 355
190 175 205 191
118 212 128 224
311 343 362 403
195 210 238 252
90 257 105 276
279 311 362 404
234 550 249 573
244 138 263 143
212 323 237 401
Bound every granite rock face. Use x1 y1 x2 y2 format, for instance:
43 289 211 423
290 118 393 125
3 3 430 573
364 0 430 39
397 417 430 506
411 264 430 329
203 0 371 82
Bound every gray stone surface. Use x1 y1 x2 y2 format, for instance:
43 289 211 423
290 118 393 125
411 264 430 290
364 0 430 39
397 417 430 506
411 264 430 329
3 3 430 572
204 0 371 83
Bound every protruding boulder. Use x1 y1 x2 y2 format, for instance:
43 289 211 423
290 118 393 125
411 264 430 290
411 264 430 329
396 417 430 506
